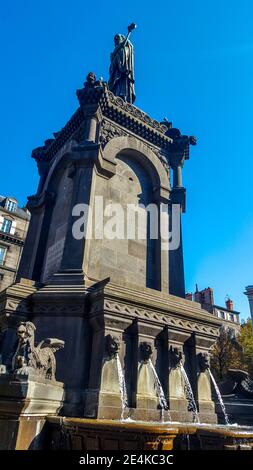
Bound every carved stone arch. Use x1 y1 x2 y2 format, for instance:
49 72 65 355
43 140 76 193
102 136 170 201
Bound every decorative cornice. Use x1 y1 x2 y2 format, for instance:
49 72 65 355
100 119 129 148
32 108 84 164
0 232 24 247
32 81 173 166
33 302 85 316
90 298 220 338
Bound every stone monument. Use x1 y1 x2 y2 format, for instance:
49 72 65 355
0 25 224 448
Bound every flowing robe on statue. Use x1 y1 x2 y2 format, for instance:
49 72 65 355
108 35 136 104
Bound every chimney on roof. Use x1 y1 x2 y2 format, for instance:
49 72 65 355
202 287 214 305
194 286 214 305
186 293 193 301
226 298 234 311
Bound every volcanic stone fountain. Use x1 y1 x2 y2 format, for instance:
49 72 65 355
0 25 253 450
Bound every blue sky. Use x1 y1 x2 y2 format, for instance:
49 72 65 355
0 1 252 319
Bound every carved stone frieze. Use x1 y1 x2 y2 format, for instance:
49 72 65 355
32 83 174 166
100 119 170 176
102 299 219 337
106 91 168 133
100 120 129 148
33 302 85 316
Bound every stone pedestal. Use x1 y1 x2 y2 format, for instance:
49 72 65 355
195 342 218 424
168 332 192 422
0 374 64 450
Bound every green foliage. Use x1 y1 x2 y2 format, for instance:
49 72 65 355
239 318 253 376
210 319 253 382
210 327 243 382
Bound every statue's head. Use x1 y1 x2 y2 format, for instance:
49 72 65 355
106 334 120 358
86 72 96 84
198 352 210 372
140 342 153 363
169 346 184 368
17 322 36 344
114 34 125 46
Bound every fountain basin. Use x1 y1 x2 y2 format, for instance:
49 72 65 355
45 417 253 451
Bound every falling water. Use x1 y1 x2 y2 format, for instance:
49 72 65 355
148 359 170 421
208 369 229 425
116 354 128 420
180 364 200 423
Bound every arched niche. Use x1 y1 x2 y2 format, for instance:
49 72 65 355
101 136 170 202
88 135 170 291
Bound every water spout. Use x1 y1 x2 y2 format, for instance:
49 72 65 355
148 359 171 421
116 353 128 420
180 364 200 423
208 369 229 425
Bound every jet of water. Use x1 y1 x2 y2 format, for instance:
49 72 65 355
116 354 128 420
208 369 230 425
180 364 200 423
148 359 171 421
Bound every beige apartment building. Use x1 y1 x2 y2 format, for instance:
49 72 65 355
0 195 30 291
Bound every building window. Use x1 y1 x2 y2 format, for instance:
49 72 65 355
6 199 17 213
219 311 225 319
0 218 12 234
229 313 234 322
0 247 7 266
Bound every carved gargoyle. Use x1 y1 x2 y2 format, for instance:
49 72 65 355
10 321 64 381
140 342 153 363
169 346 183 369
198 352 210 372
105 334 120 359
219 369 253 399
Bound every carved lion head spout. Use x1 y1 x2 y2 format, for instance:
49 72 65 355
140 342 153 363
198 352 210 372
106 334 120 359
169 346 183 369
17 322 36 346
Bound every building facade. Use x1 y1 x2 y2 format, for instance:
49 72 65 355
186 286 240 333
0 196 30 292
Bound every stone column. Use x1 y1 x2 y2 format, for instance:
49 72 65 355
173 164 182 188
169 150 186 298
168 199 185 298
85 116 97 142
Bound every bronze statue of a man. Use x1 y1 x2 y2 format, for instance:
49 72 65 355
108 24 136 104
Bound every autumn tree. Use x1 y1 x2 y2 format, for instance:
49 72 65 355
210 327 243 382
238 318 253 376
210 319 253 382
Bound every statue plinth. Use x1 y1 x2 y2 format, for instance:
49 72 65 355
0 374 64 450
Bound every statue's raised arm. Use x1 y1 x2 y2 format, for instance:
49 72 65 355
108 23 137 104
